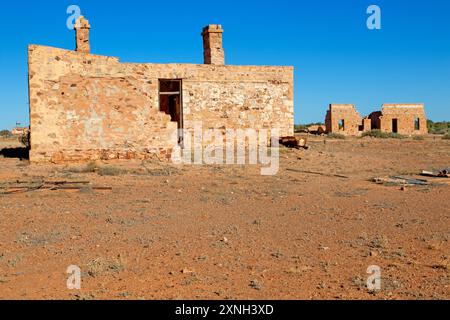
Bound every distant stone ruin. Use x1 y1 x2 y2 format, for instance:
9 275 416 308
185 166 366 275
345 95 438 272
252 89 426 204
325 103 427 136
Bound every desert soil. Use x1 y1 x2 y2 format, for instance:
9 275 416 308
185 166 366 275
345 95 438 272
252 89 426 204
0 135 449 300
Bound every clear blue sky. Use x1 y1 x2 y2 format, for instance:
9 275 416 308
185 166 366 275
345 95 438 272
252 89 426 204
0 0 449 130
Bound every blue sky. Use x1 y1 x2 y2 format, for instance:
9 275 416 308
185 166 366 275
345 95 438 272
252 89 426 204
0 0 449 129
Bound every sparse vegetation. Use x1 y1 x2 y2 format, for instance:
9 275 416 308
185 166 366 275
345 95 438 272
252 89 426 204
326 133 346 139
442 133 450 140
86 258 124 277
361 129 405 139
63 160 179 176
1 135 450 299
66 161 124 176
97 166 125 176
294 123 324 133
413 135 425 141
427 120 450 135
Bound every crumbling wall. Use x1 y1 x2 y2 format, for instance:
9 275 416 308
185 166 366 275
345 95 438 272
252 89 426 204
28 45 294 163
362 117 372 132
325 104 362 136
379 104 428 135
28 45 177 163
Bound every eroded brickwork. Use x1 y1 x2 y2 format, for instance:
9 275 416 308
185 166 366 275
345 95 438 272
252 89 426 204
28 21 294 163
202 25 225 65
75 16 90 53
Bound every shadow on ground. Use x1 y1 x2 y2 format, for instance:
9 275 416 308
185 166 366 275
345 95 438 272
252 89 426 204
0 147 29 160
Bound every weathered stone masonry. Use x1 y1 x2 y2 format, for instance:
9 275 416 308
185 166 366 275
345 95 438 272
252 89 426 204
28 17 294 163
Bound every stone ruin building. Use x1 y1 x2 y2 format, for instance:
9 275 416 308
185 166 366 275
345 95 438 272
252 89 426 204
325 103 427 136
27 16 294 163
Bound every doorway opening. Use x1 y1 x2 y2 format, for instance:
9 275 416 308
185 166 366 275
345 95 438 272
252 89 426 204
414 117 420 131
392 119 398 133
159 79 183 143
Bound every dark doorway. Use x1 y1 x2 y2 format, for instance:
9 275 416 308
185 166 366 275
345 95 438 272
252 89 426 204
392 119 398 133
159 80 182 130
414 117 420 131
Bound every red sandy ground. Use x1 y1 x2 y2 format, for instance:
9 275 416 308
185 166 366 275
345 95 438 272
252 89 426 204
0 136 449 300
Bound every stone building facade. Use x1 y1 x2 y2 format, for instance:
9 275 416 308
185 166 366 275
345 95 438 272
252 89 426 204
369 104 428 135
325 103 427 136
28 17 294 163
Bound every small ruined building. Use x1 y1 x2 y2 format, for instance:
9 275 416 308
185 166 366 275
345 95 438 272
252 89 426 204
11 127 29 136
306 125 326 135
325 103 427 136
28 16 294 163
325 104 370 136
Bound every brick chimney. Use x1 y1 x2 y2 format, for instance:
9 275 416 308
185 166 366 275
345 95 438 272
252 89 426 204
202 25 225 65
74 16 91 53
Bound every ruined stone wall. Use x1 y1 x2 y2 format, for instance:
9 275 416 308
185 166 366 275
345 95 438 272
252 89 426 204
325 104 362 136
362 118 372 132
28 45 294 163
379 104 428 135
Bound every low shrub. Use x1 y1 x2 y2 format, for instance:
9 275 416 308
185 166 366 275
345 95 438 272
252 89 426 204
361 130 405 139
326 133 346 139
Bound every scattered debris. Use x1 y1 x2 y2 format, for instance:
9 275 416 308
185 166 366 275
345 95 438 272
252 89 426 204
373 169 450 187
372 177 428 186
286 168 349 179
420 169 449 178
0 179 111 195
279 136 308 149
181 268 195 274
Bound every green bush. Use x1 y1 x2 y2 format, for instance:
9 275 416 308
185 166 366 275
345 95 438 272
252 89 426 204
427 120 450 134
0 130 12 138
361 130 405 139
